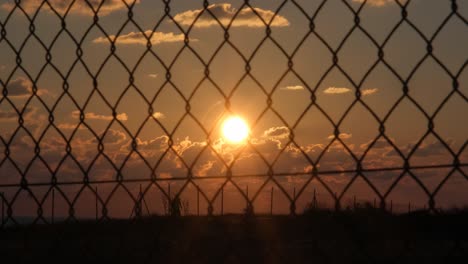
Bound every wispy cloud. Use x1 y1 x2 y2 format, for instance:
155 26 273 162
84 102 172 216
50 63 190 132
281 85 304 91
92 129 128 145
151 112 165 119
174 3 290 28
148 74 158 78
57 123 83 130
0 109 28 120
362 88 378 96
324 87 378 96
93 31 193 45
352 0 398 7
386 140 455 158
1 0 140 16
263 126 290 139
71 111 128 121
324 87 351 94
327 133 353 140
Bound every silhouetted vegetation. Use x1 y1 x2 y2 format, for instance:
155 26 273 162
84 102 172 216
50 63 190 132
242 203 255 218
1 209 467 263
161 194 190 217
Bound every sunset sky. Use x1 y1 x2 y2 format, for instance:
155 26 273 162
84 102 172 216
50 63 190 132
0 0 467 218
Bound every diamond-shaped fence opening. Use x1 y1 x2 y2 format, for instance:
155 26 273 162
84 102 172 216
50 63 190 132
0 0 467 225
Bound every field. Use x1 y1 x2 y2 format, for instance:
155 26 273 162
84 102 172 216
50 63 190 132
1 209 467 263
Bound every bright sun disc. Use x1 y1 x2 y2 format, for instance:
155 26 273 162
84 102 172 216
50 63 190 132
222 116 249 144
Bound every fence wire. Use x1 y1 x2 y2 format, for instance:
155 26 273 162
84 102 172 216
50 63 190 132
0 0 467 226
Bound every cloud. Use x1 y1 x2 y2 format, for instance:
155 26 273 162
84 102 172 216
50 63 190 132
386 140 455 158
71 110 128 121
362 88 378 96
134 136 169 152
92 129 127 145
129 136 208 177
148 74 158 78
351 0 398 7
57 123 80 130
0 110 18 120
151 112 165 119
1 123 462 213
3 77 52 98
324 87 351 94
281 85 304 91
195 160 216 177
327 133 353 140
360 138 394 150
413 140 453 157
1 0 140 16
323 87 378 96
177 138 208 163
263 126 290 139
4 77 31 98
92 31 192 45
173 3 290 28
0 109 29 120
0 109 37 127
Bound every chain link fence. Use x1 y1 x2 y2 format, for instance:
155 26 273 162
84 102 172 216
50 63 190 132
0 0 467 226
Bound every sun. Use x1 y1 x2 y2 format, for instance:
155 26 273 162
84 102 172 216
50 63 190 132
222 116 250 144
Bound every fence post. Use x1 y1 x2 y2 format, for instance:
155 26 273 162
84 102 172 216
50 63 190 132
95 186 98 221
408 202 411 213
313 189 317 209
197 188 200 216
168 183 171 200
390 200 393 214
270 187 273 215
1 192 4 227
51 188 55 224
353 195 356 210
373 198 376 209
139 184 143 218
142 186 150 216
221 185 224 216
246 185 249 208
168 183 171 215
335 192 339 211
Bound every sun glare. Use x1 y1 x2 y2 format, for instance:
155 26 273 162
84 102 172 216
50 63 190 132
222 116 249 144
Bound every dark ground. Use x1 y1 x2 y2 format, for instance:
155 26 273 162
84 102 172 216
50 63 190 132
1 210 467 263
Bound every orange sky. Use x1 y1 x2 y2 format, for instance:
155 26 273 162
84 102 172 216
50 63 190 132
0 0 467 218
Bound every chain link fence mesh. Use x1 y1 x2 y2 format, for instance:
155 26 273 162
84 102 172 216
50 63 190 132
0 0 467 227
